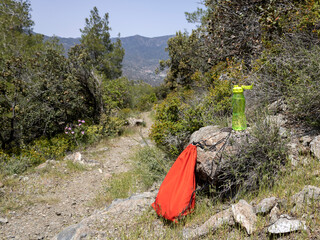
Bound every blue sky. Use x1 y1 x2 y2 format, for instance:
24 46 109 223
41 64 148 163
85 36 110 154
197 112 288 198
30 0 201 38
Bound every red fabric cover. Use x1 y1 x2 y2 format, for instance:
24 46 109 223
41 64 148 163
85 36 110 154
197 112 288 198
152 144 197 222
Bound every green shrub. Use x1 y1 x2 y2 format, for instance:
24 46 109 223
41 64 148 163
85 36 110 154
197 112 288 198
0 149 45 176
286 46 320 128
102 77 132 110
106 172 137 200
150 75 234 157
216 111 288 199
136 92 157 111
150 92 202 156
30 135 75 160
133 146 170 189
253 42 320 128
200 79 232 126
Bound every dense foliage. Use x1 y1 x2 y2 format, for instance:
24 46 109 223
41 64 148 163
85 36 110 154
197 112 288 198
151 0 320 157
0 0 158 175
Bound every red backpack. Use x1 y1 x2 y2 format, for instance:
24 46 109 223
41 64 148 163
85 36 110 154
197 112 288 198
152 144 197 222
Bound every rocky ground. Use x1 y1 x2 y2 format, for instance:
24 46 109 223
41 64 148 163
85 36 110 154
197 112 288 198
0 113 153 240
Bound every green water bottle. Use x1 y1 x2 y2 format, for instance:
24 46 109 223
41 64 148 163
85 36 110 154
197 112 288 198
232 85 252 131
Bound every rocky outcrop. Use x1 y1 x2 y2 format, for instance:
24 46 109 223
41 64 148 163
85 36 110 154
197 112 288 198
52 191 158 240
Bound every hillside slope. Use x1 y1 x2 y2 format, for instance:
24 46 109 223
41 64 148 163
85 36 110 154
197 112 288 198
42 34 172 85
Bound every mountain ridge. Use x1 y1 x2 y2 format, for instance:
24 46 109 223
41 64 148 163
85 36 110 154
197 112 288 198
42 33 173 85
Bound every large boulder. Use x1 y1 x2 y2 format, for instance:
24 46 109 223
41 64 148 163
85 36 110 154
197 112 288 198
188 126 232 184
188 126 254 185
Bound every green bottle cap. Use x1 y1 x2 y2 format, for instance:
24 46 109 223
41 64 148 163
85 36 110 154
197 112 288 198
232 85 253 93
233 85 243 93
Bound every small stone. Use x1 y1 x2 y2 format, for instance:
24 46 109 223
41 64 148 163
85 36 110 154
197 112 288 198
279 127 288 138
55 212 62 216
98 168 103 174
255 197 277 214
127 118 144 126
36 162 48 170
268 215 307 234
105 173 112 179
22 176 29 181
300 135 313 146
0 217 8 224
232 199 257 235
312 170 320 177
269 205 280 223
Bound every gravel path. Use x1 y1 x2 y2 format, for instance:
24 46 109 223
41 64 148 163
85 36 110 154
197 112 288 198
0 112 153 240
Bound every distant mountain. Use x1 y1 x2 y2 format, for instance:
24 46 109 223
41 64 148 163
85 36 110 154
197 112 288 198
120 35 172 86
42 34 173 86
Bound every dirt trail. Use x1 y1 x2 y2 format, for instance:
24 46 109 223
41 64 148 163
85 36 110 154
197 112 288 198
0 112 153 240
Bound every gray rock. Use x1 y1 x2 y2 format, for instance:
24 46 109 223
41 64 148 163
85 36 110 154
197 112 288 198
19 176 29 181
0 217 8 224
53 191 157 240
266 114 287 127
300 135 313 147
183 208 234 239
310 135 320 160
231 200 257 235
54 223 83 240
188 125 221 145
268 215 307 234
255 197 277 214
36 162 48 170
268 99 287 115
269 205 280 223
127 118 144 126
287 140 306 166
64 152 82 162
291 185 320 207
196 148 218 183
188 126 232 184
279 127 288 138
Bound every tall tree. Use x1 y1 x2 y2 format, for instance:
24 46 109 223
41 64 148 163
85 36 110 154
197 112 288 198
0 0 44 149
80 6 124 79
